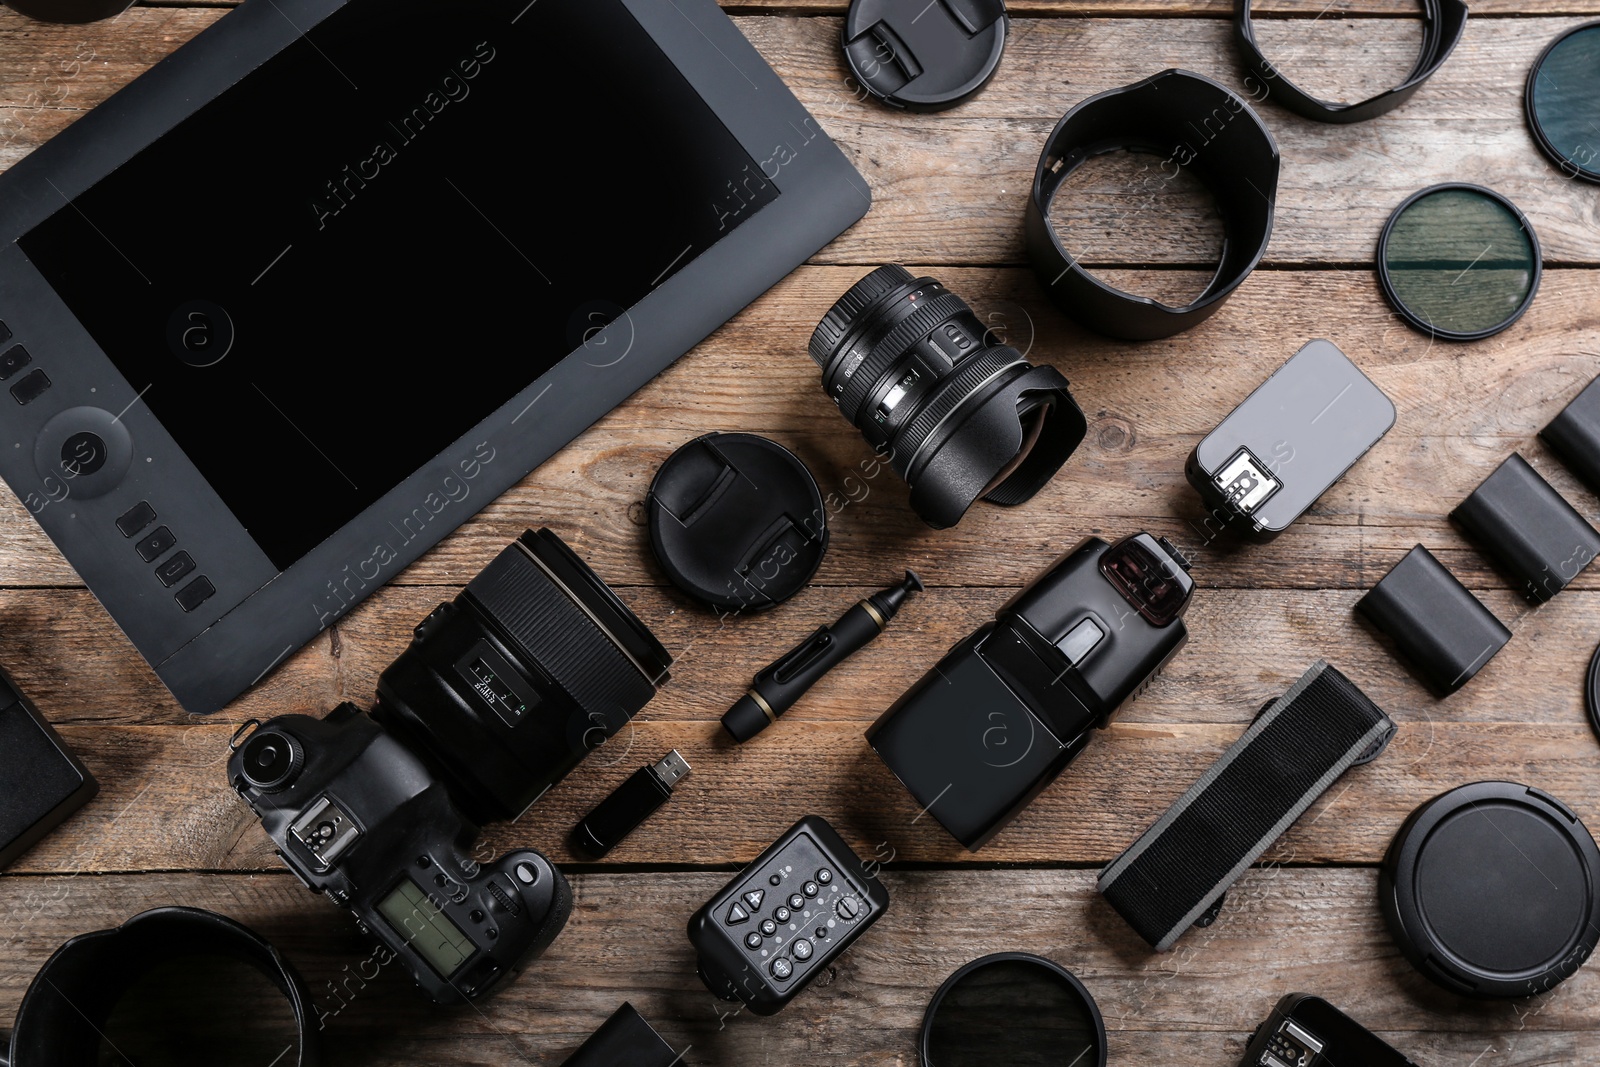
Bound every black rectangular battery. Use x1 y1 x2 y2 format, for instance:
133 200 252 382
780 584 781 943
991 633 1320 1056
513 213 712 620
0 665 98 870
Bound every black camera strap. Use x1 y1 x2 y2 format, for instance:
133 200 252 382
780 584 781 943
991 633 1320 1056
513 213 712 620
1098 661 1395 951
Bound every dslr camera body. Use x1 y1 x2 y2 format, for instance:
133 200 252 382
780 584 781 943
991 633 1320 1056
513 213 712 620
231 705 571 1004
229 529 673 1003
868 533 1194 850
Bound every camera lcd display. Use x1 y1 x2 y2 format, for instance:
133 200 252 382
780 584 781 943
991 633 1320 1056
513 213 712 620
377 877 475 978
17 0 780 571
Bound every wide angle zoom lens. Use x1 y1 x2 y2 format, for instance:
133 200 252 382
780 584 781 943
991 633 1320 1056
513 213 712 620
373 529 672 824
810 265 1087 529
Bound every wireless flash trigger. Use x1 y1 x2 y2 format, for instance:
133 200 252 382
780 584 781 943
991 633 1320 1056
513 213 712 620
1188 340 1395 540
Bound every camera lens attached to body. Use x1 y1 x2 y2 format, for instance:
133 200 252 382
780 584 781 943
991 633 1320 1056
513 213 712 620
374 527 673 825
228 528 671 1004
810 265 1087 529
920 953 1107 1067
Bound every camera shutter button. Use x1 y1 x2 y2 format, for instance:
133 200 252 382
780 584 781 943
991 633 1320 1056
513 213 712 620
515 861 538 885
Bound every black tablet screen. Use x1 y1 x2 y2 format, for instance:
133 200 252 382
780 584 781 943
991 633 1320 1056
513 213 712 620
19 0 779 570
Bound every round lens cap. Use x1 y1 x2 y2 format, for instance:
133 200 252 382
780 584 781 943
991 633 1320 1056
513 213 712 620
1527 22 1600 184
646 433 828 613
4 0 135 22
921 953 1107 1067
1377 184 1542 342
843 0 1008 113
1381 781 1600 998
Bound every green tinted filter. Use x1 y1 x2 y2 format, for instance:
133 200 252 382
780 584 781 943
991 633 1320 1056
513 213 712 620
1527 22 1600 182
1377 184 1541 341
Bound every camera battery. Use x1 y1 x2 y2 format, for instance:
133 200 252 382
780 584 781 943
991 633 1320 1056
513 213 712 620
1186 339 1395 539
0 665 98 870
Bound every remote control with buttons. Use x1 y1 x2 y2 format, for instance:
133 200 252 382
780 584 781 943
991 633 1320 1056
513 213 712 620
687 815 889 1016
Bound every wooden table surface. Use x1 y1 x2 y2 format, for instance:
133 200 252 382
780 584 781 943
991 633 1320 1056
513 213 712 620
4 1 1600 1063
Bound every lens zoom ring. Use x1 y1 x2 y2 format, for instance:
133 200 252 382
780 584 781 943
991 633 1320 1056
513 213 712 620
838 292 972 421
809 264 915 367
901 348 1023 473
466 547 657 719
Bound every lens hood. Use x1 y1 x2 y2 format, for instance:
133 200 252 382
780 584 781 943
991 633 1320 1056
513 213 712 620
903 361 1086 530
3 907 319 1067
1236 0 1467 125
1024 69 1280 341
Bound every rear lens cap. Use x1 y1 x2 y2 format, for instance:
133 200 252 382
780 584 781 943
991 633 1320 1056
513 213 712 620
1381 781 1600 998
646 433 828 613
921 953 1107 1067
1377 184 1542 342
844 0 1008 113
1527 22 1600 183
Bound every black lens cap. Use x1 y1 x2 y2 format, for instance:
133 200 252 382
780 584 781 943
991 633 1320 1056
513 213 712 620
1381 781 1600 998
921 953 1107 1067
844 0 1008 113
1527 22 1600 183
4 0 134 22
647 433 828 614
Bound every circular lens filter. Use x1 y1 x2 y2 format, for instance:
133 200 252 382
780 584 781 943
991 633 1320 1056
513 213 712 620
1377 184 1542 341
1527 22 1600 183
1381 781 1600 998
921 953 1107 1067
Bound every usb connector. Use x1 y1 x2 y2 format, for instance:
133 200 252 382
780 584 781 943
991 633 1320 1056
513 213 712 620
652 749 691 789
571 749 692 858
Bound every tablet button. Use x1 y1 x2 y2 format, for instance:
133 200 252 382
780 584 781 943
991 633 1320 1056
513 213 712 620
155 551 196 588
116 501 157 538
175 575 215 613
33 406 133 498
11 369 50 405
60 432 107 477
136 526 176 562
0 345 30 382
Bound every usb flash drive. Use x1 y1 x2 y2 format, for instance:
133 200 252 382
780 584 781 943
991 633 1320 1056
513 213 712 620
571 750 691 858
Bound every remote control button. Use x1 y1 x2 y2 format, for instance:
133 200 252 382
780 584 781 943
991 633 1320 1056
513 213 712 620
836 897 861 922
789 893 804 910
136 526 176 562
10 368 50 405
744 889 766 910
817 869 832 885
803 881 820 897
726 902 750 926
760 919 777 937
174 576 215 613
775 906 791 923
769 874 781 886
815 926 828 939
116 501 157 538
744 932 763 950
770 957 793 980
792 938 814 961
0 344 31 382
155 551 196 588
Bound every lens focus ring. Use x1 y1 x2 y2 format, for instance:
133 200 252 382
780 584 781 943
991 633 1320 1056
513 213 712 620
836 292 973 423
809 264 915 367
901 348 1025 477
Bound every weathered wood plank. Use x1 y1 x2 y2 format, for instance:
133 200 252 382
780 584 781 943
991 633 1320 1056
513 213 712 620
134 0 1600 16
2 582 1593 730
8 708 1596 872
0 869 1594 1065
0 266 1595 591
